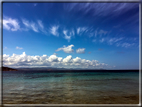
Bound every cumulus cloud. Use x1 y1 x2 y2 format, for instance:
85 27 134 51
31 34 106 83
48 55 61 62
3 17 20 31
56 44 74 53
16 46 23 50
73 57 81 63
76 48 85 54
50 25 59 36
3 52 108 69
63 55 73 63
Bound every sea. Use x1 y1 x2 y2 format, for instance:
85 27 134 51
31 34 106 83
2 70 139 104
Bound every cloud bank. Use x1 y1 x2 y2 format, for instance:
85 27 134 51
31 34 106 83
3 52 108 69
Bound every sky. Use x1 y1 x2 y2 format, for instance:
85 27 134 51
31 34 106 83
2 3 139 69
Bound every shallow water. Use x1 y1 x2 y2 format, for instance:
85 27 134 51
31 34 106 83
3 71 139 104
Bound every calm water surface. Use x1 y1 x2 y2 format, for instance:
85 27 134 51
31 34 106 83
3 71 139 104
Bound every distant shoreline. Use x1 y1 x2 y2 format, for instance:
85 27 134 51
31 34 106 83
2 66 18 71
2 66 139 72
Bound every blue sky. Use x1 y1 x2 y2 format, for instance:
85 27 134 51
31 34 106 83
3 3 139 69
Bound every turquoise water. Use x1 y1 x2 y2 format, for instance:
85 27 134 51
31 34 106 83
3 71 139 104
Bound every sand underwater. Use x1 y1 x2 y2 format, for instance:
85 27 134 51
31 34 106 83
3 70 139 104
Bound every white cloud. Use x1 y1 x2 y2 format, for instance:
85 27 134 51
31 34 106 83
108 37 123 45
98 37 134 48
56 44 74 53
22 19 30 27
37 20 47 34
77 28 80 34
31 22 38 32
121 43 135 48
16 46 23 50
94 29 107 37
48 55 59 62
77 27 87 35
3 52 108 69
22 19 47 34
99 37 134 48
76 48 85 54
3 17 20 31
50 25 59 36
73 57 81 63
37 20 44 29
22 19 39 32
116 42 135 48
64 35 71 40
72 3 138 17
92 29 108 37
99 37 124 45
63 30 74 42
72 29 75 36
3 17 45 34
63 55 73 63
